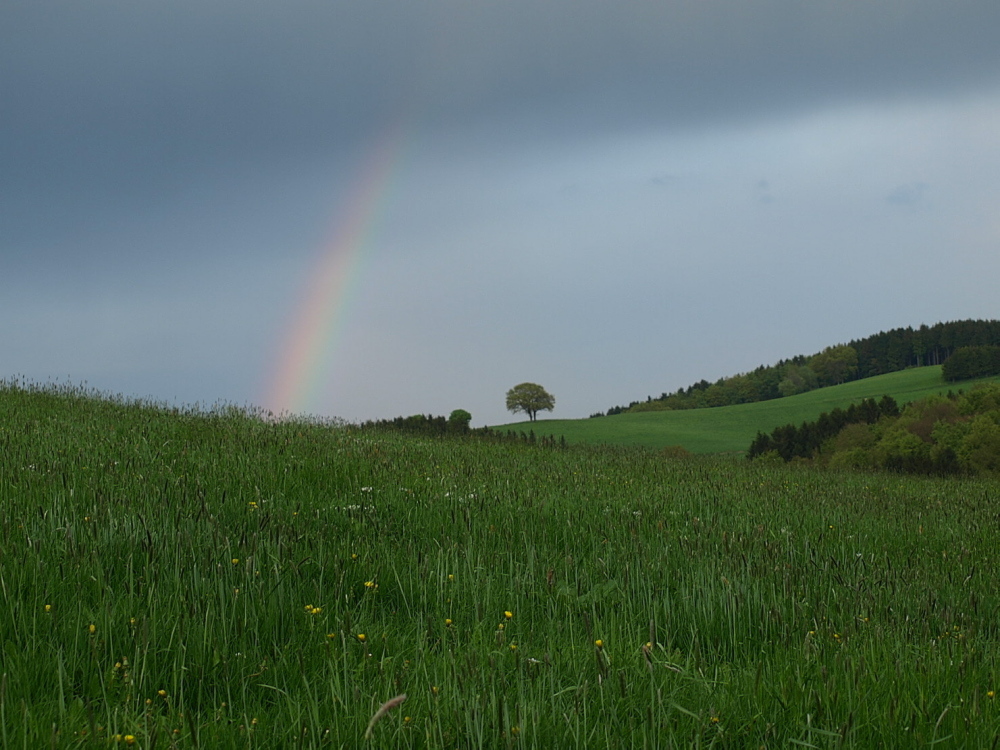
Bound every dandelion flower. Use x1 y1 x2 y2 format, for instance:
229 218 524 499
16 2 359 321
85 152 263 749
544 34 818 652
988 690 996 699
232 558 239 564
594 639 604 649
504 611 513 620
88 623 96 635
44 604 52 613
125 734 136 744
158 689 167 698
357 633 367 642
509 642 518 651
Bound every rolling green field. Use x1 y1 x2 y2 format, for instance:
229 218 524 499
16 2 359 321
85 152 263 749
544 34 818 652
2 381 999 747
495 367 1000 453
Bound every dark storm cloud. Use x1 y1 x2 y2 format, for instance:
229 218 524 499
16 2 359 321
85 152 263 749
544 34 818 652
5 0 999 190
4 0 997 259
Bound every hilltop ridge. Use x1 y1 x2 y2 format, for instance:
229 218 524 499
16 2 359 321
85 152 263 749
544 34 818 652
594 319 1000 417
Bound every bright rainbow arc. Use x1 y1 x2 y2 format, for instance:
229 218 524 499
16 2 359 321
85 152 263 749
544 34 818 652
265 125 407 417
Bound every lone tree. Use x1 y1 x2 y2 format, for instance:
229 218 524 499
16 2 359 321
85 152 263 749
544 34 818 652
505 383 555 422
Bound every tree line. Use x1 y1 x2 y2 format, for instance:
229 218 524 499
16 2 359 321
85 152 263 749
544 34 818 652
747 396 901 462
748 383 1000 476
355 411 568 448
592 319 1000 417
942 345 1000 382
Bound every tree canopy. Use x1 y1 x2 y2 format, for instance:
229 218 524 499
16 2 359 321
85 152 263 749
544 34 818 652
748 383 1000 476
448 409 472 432
942 346 1000 382
505 383 555 422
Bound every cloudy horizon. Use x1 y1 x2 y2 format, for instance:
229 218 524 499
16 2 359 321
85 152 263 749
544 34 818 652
4 1 999 426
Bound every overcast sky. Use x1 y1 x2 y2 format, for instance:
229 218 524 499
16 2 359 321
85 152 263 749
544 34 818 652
4 1 999 426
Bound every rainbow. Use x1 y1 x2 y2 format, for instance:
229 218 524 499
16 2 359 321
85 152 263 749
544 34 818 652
264 125 408 417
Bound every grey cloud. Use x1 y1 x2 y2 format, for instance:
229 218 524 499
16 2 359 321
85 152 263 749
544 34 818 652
6 2 1000 158
4 0 998 228
886 182 929 207
3 1 1000 424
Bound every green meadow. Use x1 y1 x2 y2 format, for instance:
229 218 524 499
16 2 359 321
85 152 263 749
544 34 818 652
2 380 999 748
496 366 1000 453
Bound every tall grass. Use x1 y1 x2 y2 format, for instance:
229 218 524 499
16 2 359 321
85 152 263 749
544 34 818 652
1 380 998 747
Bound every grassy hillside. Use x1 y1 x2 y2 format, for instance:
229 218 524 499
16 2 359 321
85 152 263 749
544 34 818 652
3 381 1000 747
494 366 1000 453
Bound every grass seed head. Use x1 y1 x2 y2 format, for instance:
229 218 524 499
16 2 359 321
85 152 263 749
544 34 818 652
363 694 407 740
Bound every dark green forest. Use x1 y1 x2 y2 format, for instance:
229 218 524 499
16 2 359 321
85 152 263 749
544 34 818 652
942 345 1000 382
594 319 1000 416
748 382 1000 476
